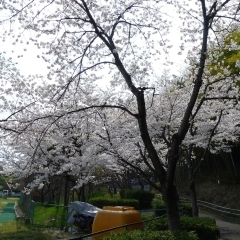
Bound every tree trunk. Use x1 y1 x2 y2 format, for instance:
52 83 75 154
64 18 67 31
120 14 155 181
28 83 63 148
189 181 199 217
81 184 86 202
138 176 144 190
63 175 69 207
112 183 117 194
186 145 199 217
162 183 181 230
56 176 63 205
41 188 44 203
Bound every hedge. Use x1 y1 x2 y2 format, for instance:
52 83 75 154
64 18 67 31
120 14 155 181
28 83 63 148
145 217 220 240
120 189 155 209
151 198 192 217
88 197 139 209
101 230 199 240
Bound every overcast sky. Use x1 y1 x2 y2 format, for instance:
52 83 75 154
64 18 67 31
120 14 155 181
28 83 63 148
0 3 188 79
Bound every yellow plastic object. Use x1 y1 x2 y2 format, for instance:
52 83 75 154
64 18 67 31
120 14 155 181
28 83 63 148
92 206 142 240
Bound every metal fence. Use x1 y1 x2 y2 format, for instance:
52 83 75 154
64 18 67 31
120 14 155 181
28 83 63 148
180 197 240 220
28 200 69 228
67 200 240 239
69 215 165 240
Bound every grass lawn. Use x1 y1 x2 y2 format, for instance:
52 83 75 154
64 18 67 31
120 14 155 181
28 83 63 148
33 203 68 228
0 198 52 239
0 198 80 239
0 219 52 240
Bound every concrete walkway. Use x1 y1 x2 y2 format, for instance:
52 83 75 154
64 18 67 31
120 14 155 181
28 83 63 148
199 211 240 240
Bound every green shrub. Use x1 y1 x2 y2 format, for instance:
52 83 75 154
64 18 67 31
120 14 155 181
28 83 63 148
151 198 192 217
102 230 199 240
179 203 192 217
141 215 155 221
151 198 166 217
88 188 109 199
151 197 165 208
180 217 220 240
145 217 168 231
145 217 220 240
120 189 154 209
88 197 139 209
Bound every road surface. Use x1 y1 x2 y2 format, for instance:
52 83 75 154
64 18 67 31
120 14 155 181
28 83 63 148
199 211 240 240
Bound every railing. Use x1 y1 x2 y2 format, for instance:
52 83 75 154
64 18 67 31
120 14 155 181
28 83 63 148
69 216 165 240
180 197 240 218
67 207 191 240
67 199 240 239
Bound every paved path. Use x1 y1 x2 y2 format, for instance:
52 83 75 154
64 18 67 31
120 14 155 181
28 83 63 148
199 211 240 240
0 202 15 223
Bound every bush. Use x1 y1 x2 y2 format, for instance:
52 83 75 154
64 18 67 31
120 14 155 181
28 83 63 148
151 198 192 217
179 203 192 217
120 189 154 209
145 217 220 240
102 230 199 240
88 197 139 209
145 217 168 231
180 217 220 240
151 198 166 217
88 188 109 199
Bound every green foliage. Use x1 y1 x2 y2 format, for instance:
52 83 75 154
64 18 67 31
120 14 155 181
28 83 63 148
151 198 165 208
151 198 192 217
179 203 192 217
101 230 199 240
208 30 240 78
151 198 167 217
145 217 168 231
88 197 139 209
88 188 110 199
120 189 154 209
145 217 220 240
141 215 155 221
180 217 220 240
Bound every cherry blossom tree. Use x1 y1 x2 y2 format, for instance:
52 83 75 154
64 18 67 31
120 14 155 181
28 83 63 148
0 0 240 230
0 106 108 205
93 109 161 190
147 27 240 216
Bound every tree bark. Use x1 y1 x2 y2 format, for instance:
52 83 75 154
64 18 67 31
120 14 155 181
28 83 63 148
81 184 86 202
186 145 199 217
63 175 69 207
162 183 181 230
189 181 199 217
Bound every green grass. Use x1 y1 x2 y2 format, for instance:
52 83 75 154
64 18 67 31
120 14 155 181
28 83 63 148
0 204 51 239
0 197 16 211
0 198 77 239
0 230 52 240
0 221 52 240
33 203 68 227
